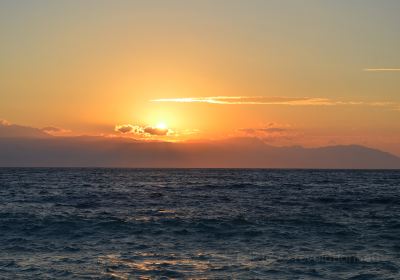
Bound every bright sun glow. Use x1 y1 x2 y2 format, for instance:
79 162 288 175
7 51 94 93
156 122 168 130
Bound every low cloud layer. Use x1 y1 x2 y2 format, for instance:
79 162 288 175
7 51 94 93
0 136 399 168
115 124 170 136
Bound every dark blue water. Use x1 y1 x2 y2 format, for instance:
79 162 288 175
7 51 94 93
0 169 399 279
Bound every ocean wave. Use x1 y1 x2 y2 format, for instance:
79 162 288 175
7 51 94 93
0 168 399 279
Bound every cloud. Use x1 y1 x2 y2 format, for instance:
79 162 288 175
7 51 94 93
239 123 289 134
259 127 288 133
239 127 287 134
152 96 335 105
42 126 62 132
143 126 169 136
115 124 169 136
238 123 295 143
115 124 136 134
364 68 400 72
151 96 400 110
0 120 50 138
0 119 11 126
41 126 72 136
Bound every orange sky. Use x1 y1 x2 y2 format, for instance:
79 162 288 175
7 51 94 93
1 1 399 155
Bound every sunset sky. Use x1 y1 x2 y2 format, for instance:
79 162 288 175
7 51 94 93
1 1 400 155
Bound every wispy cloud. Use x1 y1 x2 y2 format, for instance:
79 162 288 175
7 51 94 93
152 96 339 106
363 68 400 72
151 96 398 108
41 126 72 136
237 122 296 143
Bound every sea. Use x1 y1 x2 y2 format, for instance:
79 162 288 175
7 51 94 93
0 168 399 279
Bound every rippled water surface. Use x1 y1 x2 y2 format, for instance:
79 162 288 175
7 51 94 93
0 168 399 279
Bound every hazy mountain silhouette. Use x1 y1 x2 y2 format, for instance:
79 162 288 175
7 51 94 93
0 136 399 169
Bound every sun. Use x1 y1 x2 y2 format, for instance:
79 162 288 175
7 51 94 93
155 122 168 130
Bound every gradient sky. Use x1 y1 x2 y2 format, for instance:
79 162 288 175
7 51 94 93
1 1 399 154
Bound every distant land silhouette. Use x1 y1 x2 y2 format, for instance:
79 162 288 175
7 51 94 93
0 135 399 169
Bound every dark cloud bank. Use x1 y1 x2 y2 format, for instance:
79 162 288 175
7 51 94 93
0 136 399 169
